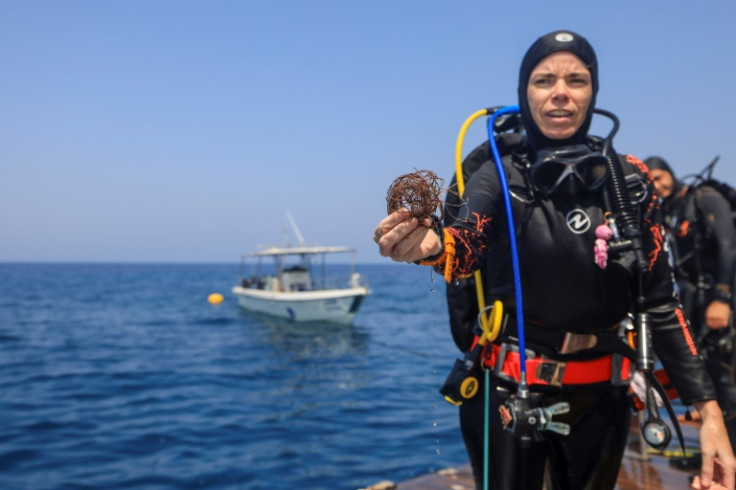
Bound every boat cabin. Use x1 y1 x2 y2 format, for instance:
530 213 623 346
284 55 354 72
281 265 311 292
237 246 363 293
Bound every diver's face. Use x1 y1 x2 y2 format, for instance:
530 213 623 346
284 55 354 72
650 168 675 199
527 52 593 140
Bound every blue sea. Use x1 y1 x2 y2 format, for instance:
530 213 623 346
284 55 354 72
0 263 467 490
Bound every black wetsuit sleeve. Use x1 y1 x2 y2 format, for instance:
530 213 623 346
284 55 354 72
649 303 717 404
699 187 736 300
434 150 506 279
443 142 492 352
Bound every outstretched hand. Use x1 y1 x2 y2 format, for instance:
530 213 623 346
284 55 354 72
692 400 736 489
692 466 732 490
374 208 442 263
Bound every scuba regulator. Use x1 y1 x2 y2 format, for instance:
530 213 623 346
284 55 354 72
594 109 687 455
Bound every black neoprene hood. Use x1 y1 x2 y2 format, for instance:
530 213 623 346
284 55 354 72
518 30 599 150
645 155 685 201
644 156 675 177
645 155 683 199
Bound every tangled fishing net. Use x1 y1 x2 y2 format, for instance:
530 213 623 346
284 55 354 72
385 169 444 223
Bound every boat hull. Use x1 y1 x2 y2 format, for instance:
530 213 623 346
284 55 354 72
231 286 368 324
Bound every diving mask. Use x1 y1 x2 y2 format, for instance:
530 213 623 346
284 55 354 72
529 145 609 196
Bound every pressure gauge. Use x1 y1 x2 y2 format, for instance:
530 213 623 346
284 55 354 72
642 419 671 450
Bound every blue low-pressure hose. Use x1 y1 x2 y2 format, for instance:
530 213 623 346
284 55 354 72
486 106 527 374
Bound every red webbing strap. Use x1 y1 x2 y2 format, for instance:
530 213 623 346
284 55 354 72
484 343 631 386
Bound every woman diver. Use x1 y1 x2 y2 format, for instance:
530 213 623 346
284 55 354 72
373 30 735 489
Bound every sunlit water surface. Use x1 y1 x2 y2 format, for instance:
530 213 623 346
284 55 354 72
0 263 466 489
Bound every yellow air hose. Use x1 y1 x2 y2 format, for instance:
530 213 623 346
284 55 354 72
455 108 509 490
454 109 502 342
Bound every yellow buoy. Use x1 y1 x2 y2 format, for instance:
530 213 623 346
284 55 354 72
207 293 224 304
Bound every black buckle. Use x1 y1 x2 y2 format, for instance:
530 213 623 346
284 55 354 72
535 361 567 387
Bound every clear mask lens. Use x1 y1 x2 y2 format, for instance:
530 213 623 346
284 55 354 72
530 147 609 195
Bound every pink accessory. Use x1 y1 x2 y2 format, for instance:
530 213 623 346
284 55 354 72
594 224 614 269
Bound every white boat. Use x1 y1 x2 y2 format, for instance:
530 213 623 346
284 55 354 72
232 214 370 324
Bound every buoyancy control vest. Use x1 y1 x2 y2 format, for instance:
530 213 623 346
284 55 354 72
444 134 651 352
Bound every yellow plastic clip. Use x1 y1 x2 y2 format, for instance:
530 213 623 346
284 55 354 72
478 300 504 346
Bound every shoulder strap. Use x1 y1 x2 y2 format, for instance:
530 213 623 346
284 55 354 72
444 135 525 352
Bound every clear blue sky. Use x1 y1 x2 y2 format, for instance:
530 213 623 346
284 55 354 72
2 1 735 264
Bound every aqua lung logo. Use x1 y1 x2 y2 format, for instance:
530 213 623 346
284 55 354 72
566 209 591 234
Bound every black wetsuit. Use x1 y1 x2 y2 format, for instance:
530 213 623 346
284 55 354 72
661 184 736 449
439 141 717 489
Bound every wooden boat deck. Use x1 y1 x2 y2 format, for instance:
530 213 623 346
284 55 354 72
366 416 700 490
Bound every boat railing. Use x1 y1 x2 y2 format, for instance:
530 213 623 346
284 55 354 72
309 273 369 291
239 274 368 292
240 275 281 291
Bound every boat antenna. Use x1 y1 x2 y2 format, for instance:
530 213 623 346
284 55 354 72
285 210 306 246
